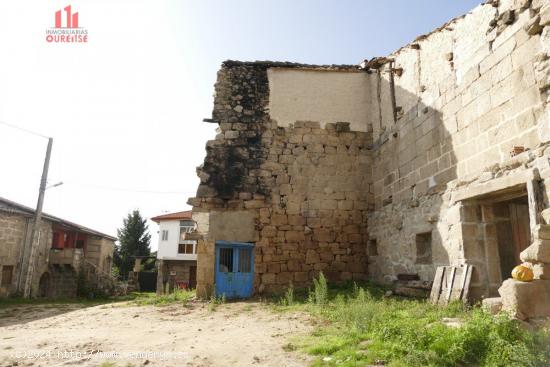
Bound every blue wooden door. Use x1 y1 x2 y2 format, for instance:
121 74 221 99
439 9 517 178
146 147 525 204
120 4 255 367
215 242 254 299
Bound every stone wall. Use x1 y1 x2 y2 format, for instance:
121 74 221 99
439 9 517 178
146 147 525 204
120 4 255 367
0 208 115 298
190 62 372 295
367 0 550 296
86 236 115 274
191 0 550 300
0 212 29 296
0 211 52 298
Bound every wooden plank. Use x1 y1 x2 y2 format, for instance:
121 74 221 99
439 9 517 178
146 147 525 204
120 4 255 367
451 265 469 301
445 267 457 304
450 267 465 301
430 265 474 305
461 265 473 302
430 267 444 304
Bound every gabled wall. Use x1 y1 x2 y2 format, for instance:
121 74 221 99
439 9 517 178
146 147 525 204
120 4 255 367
190 62 373 296
367 0 550 300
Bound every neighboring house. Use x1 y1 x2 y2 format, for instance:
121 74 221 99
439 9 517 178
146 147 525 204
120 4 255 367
151 211 197 293
0 196 117 298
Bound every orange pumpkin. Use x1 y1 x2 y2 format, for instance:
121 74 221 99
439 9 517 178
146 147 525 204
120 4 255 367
511 263 534 282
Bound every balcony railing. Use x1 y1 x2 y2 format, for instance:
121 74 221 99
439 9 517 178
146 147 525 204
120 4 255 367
49 248 83 268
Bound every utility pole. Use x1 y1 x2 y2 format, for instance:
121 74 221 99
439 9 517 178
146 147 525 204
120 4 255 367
20 137 53 298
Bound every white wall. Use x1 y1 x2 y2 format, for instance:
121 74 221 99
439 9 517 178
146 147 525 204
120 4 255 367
156 219 197 260
267 68 372 132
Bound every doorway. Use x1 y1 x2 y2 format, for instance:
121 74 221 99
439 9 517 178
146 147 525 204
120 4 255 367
215 241 254 299
189 265 197 289
493 197 530 279
38 272 51 298
462 189 531 298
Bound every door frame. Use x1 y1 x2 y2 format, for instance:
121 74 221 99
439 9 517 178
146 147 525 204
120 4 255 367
214 241 255 299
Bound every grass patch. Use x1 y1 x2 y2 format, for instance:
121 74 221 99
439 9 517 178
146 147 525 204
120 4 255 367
275 274 550 367
208 293 226 311
127 289 195 307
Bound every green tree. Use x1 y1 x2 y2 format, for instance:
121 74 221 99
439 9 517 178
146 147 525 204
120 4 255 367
115 210 151 278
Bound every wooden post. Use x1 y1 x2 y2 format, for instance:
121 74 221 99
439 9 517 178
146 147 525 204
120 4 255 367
527 169 544 238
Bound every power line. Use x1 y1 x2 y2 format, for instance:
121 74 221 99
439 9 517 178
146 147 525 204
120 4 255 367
64 181 188 195
0 120 50 139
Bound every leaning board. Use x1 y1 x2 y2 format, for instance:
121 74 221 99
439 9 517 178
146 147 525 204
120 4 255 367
429 265 473 305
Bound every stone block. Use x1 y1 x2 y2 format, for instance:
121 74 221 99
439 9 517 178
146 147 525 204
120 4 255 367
262 273 276 285
541 6 550 26
533 263 550 279
268 263 281 273
520 239 550 263
271 214 288 225
287 259 301 272
261 226 277 238
482 297 503 314
305 249 320 264
288 215 305 226
340 272 353 281
278 272 293 285
286 231 305 242
314 263 329 271
534 224 550 240
499 279 550 319
481 37 517 76
294 271 309 282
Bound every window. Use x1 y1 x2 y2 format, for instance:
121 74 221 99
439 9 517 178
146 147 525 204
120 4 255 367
179 220 196 241
219 248 233 273
416 232 433 264
178 242 195 254
367 239 378 256
161 230 169 241
1 266 14 288
238 248 252 273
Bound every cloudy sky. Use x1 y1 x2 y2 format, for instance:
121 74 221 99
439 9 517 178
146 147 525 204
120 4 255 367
0 0 481 250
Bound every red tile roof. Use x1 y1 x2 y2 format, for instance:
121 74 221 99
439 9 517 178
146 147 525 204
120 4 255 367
150 210 193 223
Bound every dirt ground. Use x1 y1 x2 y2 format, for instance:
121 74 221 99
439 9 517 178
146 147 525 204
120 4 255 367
0 300 313 367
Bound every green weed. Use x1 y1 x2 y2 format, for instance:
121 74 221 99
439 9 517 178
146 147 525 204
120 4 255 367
276 281 550 367
208 293 226 311
129 289 194 307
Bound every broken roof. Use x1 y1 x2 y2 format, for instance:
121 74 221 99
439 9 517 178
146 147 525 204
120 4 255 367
221 60 362 71
0 196 117 241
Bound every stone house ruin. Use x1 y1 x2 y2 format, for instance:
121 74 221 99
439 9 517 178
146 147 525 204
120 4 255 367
188 0 550 317
0 197 117 298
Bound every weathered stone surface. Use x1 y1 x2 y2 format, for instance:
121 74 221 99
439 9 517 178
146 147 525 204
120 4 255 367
533 263 550 279
192 0 550 301
520 239 550 263
533 224 550 240
482 297 503 314
499 279 550 319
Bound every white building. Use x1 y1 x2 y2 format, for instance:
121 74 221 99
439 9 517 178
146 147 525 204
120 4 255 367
151 211 197 292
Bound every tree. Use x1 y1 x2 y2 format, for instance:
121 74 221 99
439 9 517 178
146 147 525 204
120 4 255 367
114 210 151 279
